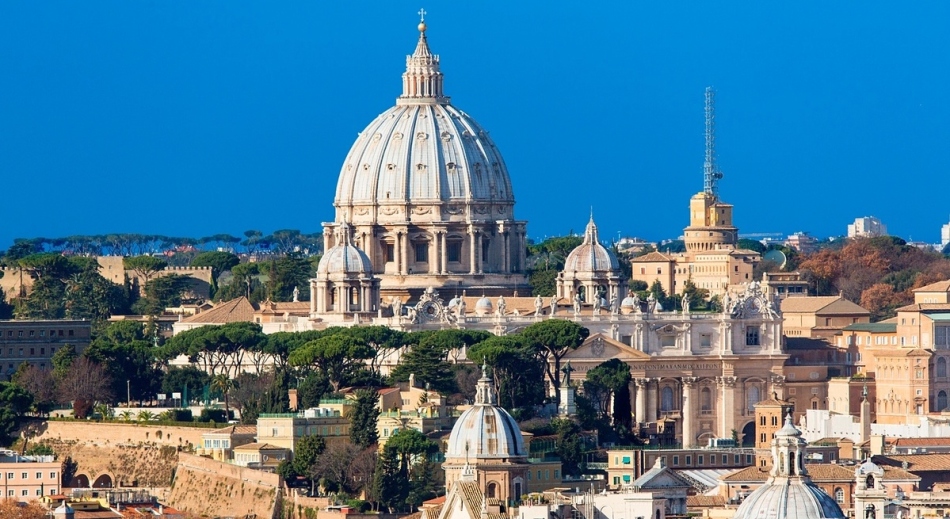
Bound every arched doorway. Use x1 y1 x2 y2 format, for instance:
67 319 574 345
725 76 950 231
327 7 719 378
70 474 90 488
741 421 755 447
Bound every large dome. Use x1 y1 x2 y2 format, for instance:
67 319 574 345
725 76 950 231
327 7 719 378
445 364 526 460
333 25 514 222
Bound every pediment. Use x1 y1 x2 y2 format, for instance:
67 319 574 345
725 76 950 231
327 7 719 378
635 469 692 489
565 333 651 362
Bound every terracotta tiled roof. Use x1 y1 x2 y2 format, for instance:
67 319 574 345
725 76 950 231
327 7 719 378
896 303 950 312
914 280 950 293
722 464 853 482
632 251 676 263
722 466 769 482
781 296 870 316
204 424 256 436
881 465 920 481
875 454 950 472
181 296 256 324
233 442 285 451
258 300 311 315
687 495 726 507
458 480 484 519
893 437 950 448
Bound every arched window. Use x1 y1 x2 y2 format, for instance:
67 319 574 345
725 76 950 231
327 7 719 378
938 391 948 412
487 482 498 499
351 287 359 306
938 357 948 378
661 387 675 412
700 387 712 412
834 487 844 503
866 475 875 489
747 386 761 412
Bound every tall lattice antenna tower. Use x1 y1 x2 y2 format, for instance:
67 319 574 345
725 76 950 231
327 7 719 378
703 87 723 198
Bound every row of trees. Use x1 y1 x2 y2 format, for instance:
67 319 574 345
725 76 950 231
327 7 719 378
4 229 323 259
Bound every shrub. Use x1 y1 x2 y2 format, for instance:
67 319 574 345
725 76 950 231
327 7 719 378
198 409 228 423
170 409 193 422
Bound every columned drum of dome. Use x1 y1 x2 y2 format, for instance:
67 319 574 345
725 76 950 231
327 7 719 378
326 21 529 301
310 224 380 317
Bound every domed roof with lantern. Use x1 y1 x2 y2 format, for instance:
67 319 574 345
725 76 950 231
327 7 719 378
562 216 620 274
445 362 526 460
333 17 514 223
316 225 373 276
732 414 845 519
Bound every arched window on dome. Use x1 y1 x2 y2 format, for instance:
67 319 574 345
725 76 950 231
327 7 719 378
661 387 674 412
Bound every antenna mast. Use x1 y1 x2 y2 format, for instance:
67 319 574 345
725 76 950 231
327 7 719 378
703 87 723 198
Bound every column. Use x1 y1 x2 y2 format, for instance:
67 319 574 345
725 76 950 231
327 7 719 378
469 230 477 274
647 380 658 423
682 377 697 448
429 231 438 275
635 378 648 424
503 231 510 273
395 233 403 275
476 233 483 274
400 232 409 275
718 376 737 438
440 232 447 274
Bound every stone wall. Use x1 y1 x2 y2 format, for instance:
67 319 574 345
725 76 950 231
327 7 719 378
28 421 213 489
168 453 281 519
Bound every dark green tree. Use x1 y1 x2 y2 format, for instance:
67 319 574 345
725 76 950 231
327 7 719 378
293 434 327 492
552 418 585 476
521 319 589 406
372 447 408 513
19 275 66 319
161 366 211 403
584 359 632 426
191 251 240 291
0 381 34 444
64 264 129 325
123 255 167 286
467 336 545 411
132 274 193 315
51 344 77 380
350 388 381 449
84 320 163 403
289 332 374 391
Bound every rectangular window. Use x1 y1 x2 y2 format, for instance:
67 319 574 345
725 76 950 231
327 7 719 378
68 330 74 336
698 455 704 465
385 244 395 263
36 472 41 479
622 456 631 464
746 327 760 346
672 456 679 466
29 330 35 337
700 334 711 348
6 473 13 479
414 243 428 263
50 472 56 479
937 327 950 349
36 489 42 496
22 473 27 479
447 241 462 263
685 455 691 465
554 470 559 478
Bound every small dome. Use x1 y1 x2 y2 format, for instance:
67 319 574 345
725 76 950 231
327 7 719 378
776 413 803 438
621 296 639 307
445 364 526 460
474 296 493 316
563 217 620 273
317 226 373 276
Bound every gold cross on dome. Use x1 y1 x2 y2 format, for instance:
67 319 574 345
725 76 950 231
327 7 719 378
418 8 426 22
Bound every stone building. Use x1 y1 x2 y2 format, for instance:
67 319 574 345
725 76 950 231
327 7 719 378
0 319 92 378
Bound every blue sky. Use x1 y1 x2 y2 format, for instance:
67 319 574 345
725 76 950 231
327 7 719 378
1 2 949 249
